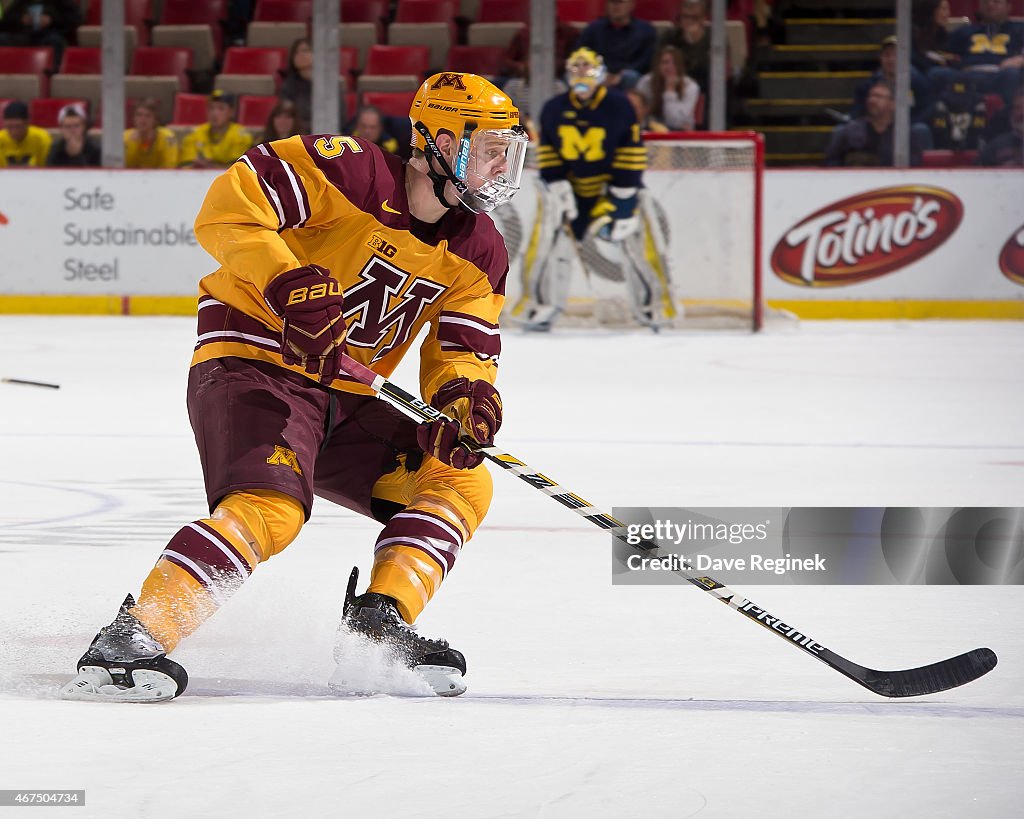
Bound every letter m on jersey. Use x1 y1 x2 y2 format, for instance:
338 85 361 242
344 257 447 362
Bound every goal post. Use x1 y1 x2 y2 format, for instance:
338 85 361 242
642 131 765 332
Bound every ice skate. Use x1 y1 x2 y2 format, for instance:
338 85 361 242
330 568 467 697
60 595 188 703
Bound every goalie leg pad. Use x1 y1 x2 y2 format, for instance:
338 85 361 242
620 205 678 329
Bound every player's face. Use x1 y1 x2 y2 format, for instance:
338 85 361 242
4 117 27 142
468 133 509 188
567 60 602 99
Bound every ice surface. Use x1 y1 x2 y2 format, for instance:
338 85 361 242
1 317 1022 818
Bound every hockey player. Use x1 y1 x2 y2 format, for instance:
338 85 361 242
61 73 529 702
515 47 674 330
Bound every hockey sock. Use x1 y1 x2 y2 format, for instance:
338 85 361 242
367 506 466 623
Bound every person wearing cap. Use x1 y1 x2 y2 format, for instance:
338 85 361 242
124 98 178 169
0 100 52 167
46 104 101 167
179 90 253 169
852 36 933 125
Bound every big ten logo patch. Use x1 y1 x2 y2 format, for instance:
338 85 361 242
367 234 398 258
267 445 303 475
431 73 467 91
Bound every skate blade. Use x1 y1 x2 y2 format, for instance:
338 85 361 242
415 664 467 697
60 666 180 703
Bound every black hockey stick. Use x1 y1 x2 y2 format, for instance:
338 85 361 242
338 354 998 697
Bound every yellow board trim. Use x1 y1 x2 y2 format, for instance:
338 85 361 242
2 295 1022 321
768 300 1024 320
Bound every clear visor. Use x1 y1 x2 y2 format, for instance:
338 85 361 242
453 127 530 213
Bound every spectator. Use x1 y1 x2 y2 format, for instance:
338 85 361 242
853 36 933 124
930 0 1024 105
0 1 82 67
930 76 988 149
345 105 410 160
124 98 179 169
660 0 711 94
179 90 253 169
978 88 1023 165
258 99 306 143
825 81 926 166
578 0 657 90
279 37 347 131
912 0 956 74
626 88 668 132
46 103 101 167
0 100 51 166
636 45 702 131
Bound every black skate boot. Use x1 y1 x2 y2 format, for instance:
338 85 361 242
332 567 467 697
60 595 188 702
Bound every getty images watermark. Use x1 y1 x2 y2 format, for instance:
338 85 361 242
611 507 1024 585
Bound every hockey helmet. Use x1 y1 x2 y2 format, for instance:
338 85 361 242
565 47 607 99
409 72 529 214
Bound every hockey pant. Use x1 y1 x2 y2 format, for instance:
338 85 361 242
129 459 491 653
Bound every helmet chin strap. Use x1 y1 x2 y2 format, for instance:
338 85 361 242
414 121 478 214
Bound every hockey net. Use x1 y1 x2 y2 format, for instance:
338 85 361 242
501 131 772 331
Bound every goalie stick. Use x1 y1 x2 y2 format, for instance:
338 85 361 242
337 353 998 698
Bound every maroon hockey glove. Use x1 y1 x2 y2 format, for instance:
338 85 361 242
264 264 347 384
417 378 502 469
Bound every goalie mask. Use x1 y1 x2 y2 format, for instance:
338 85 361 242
565 48 607 100
410 73 529 214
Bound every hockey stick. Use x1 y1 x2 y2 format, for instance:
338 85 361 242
338 353 998 697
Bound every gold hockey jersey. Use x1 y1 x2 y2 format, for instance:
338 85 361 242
192 134 508 402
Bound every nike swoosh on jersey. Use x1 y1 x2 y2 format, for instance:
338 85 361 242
381 199 401 214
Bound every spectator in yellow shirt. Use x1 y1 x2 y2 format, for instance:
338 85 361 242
179 90 252 168
0 100 52 166
124 98 179 169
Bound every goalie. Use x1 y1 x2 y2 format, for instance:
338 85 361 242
514 47 675 331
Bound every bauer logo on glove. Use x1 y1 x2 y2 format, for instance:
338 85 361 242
417 377 502 469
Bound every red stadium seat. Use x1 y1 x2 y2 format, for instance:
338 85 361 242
340 46 358 86
171 92 209 125
130 47 192 87
238 94 279 128
557 0 604 24
160 0 226 25
445 45 504 77
636 0 682 21
395 0 456 24
476 0 529 23
364 45 430 77
921 149 979 167
254 0 312 22
222 47 288 76
31 97 89 128
361 91 417 118
340 0 387 40
0 47 53 96
86 0 152 45
60 47 103 75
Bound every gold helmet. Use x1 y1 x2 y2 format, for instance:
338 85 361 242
565 47 607 98
409 72 529 213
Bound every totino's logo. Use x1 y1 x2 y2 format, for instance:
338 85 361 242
998 225 1024 286
772 186 963 287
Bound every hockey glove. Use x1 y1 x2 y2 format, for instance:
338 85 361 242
264 264 347 384
544 179 578 223
587 186 640 242
417 377 502 469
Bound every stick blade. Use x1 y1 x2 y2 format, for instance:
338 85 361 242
858 648 998 698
